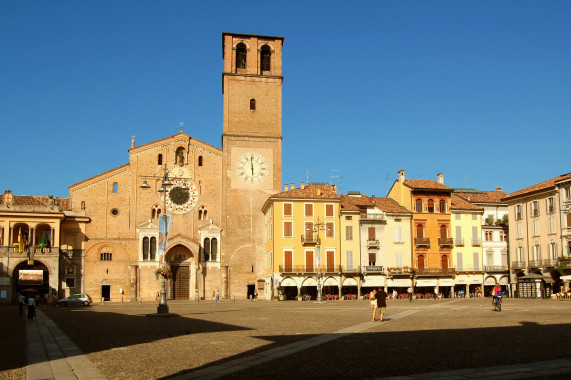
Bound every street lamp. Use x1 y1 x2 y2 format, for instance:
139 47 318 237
140 164 175 314
308 217 328 302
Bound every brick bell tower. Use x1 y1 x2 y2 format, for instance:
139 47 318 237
221 32 283 299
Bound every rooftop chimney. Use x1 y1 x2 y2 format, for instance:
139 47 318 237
437 172 444 184
291 183 295 190
398 169 405 183
284 184 289 191
301 182 305 189
496 186 503 192
332 184 337 193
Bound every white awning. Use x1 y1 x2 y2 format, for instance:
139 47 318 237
343 277 358 287
439 279 453 286
499 276 509 285
455 275 468 284
416 279 437 287
386 278 412 287
362 275 386 287
470 277 483 285
323 277 338 286
561 275 571 280
280 277 297 287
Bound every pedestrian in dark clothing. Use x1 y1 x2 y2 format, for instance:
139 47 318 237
27 295 36 321
17 293 25 315
377 287 388 322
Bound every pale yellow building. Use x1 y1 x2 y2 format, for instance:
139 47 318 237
263 183 341 300
450 194 484 296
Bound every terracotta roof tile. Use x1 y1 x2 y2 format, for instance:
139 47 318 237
404 179 452 191
10 195 71 210
503 173 571 200
451 194 483 211
340 194 409 214
271 183 339 200
457 191 507 204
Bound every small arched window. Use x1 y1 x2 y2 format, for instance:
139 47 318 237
198 206 208 221
427 199 434 213
250 98 256 110
204 238 211 261
175 147 185 165
113 182 118 193
152 205 161 219
150 237 157 260
143 237 149 260
81 201 86 210
260 45 271 72
158 154 163 165
439 200 446 213
416 224 424 238
211 238 218 261
236 43 247 70
198 156 203 166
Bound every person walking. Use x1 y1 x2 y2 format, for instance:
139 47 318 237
27 294 36 321
17 293 25 315
377 287 388 322
369 289 378 322
407 286 413 302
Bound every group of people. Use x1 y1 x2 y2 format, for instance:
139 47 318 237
369 287 388 322
17 293 38 321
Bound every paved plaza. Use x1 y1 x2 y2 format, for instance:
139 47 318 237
3 298 571 379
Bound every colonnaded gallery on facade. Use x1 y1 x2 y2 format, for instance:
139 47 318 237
0 32 284 303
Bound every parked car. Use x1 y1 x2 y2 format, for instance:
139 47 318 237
58 294 92 306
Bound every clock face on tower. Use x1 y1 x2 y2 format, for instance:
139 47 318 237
165 179 199 214
236 152 269 184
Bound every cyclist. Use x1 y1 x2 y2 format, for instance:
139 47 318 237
492 283 502 311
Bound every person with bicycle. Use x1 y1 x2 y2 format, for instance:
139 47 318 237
492 283 503 311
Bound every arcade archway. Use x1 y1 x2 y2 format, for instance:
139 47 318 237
12 261 50 301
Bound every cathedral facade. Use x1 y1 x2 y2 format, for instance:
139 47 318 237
0 33 283 303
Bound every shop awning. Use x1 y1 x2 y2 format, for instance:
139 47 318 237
455 275 468 284
386 278 412 287
416 279 437 287
362 275 386 287
439 279 453 286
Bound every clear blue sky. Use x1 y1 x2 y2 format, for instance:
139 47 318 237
2 1 570 198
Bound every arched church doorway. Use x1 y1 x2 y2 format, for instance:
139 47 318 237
166 245 194 300
12 261 50 301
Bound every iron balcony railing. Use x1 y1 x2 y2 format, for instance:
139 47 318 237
367 239 380 248
455 266 482 273
542 259 558 267
484 265 509 272
438 237 453 247
511 261 526 269
455 238 464 246
415 267 455 275
300 235 320 245
414 237 430 247
279 265 341 274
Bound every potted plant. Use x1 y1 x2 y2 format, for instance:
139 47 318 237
155 267 172 279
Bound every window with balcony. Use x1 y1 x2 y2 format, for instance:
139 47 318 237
346 250 353 271
368 227 376 240
304 222 314 242
396 253 403 268
284 250 293 272
549 242 557 260
416 224 424 238
533 244 541 260
456 252 463 271
517 246 525 262
368 252 376 266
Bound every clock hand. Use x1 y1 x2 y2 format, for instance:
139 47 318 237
251 156 254 175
